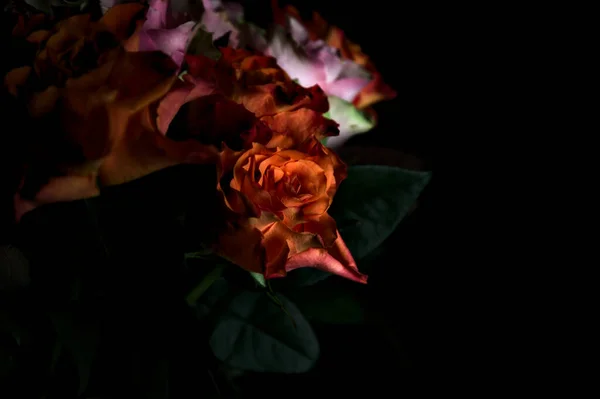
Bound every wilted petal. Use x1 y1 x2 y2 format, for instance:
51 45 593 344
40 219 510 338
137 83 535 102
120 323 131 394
262 108 339 148
14 175 100 222
13 51 220 221
139 21 196 66
283 246 367 284
156 77 216 135
353 72 397 109
5 66 32 97
99 2 146 41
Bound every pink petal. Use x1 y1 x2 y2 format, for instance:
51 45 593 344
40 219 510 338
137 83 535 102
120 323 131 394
139 21 196 67
287 15 309 45
318 49 370 101
324 77 370 102
200 0 243 47
145 0 169 29
267 26 325 87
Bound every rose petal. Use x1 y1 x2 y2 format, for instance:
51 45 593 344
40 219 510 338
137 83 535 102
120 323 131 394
156 78 216 135
26 30 51 44
5 66 32 97
268 2 395 111
99 3 146 40
14 51 219 221
14 174 100 222
144 0 170 29
267 25 325 88
135 21 196 67
352 72 397 109
324 77 370 103
296 213 338 246
262 108 339 148
201 0 243 47
282 246 366 284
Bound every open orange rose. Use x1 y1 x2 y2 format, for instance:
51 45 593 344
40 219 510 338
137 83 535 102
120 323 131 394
215 136 366 283
12 49 218 221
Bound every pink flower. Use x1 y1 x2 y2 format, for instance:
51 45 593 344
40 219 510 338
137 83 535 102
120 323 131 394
265 15 371 105
124 0 196 67
200 0 243 47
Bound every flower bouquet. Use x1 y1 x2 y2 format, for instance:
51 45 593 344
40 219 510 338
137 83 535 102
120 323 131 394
0 0 431 396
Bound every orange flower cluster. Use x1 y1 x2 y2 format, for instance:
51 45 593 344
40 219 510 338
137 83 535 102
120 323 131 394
156 48 365 282
3 4 366 283
5 4 216 220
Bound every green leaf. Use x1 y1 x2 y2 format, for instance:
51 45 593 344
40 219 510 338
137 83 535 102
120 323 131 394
286 285 365 324
186 25 221 60
209 291 319 373
23 0 51 13
329 165 431 259
184 248 215 260
186 264 226 306
249 272 266 287
269 268 331 290
48 311 99 395
324 96 375 147
24 0 89 14
193 278 231 320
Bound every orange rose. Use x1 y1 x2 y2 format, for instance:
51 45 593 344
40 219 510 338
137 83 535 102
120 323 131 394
215 136 366 283
4 3 145 95
216 47 329 117
12 49 218 221
156 49 339 151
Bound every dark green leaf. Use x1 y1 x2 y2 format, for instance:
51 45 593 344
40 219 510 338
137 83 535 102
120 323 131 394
49 311 99 395
0 245 30 291
269 268 331 289
186 25 221 60
24 0 90 14
209 291 319 373
186 264 226 306
23 0 51 13
329 165 431 259
286 285 365 324
193 278 231 320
